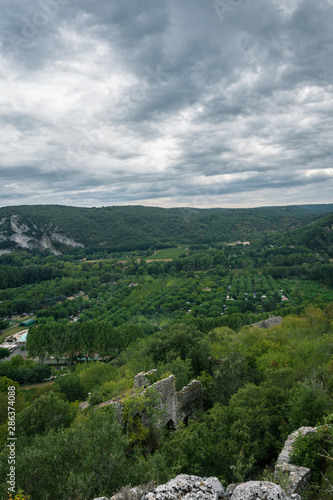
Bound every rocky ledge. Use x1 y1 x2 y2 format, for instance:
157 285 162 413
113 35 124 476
93 475 302 500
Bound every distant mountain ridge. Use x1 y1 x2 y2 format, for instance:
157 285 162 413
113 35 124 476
0 204 332 255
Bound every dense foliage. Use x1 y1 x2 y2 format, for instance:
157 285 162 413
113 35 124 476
0 306 332 499
0 211 332 499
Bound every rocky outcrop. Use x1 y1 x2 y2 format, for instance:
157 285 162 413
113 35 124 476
93 477 302 500
229 481 300 500
50 232 84 247
275 426 316 495
108 475 224 500
0 214 84 255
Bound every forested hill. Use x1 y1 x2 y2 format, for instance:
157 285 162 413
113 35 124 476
290 213 333 254
0 204 333 254
269 212 333 256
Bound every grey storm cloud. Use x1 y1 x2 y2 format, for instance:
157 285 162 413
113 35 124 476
0 0 333 208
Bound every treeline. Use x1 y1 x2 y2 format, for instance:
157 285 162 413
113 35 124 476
26 321 148 364
268 263 333 286
0 264 61 289
26 311 273 366
1 253 331 334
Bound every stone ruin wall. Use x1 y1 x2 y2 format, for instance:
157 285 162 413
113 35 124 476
150 374 178 426
275 426 317 495
133 369 157 389
135 370 203 428
98 396 124 424
176 379 203 423
92 370 203 429
89 384 323 499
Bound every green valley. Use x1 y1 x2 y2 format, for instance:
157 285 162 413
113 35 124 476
0 206 332 500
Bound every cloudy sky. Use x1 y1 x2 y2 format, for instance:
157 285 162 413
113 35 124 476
1 0 333 208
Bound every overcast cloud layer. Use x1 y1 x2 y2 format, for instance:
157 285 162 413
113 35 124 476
0 0 333 208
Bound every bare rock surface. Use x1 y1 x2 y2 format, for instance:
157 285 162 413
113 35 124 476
229 481 300 499
141 474 224 500
94 477 303 500
96 475 224 500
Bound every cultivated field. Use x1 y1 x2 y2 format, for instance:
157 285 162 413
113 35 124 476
146 247 188 260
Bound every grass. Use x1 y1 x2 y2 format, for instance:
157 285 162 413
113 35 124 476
146 247 188 260
14 314 32 322
2 315 33 329
3 315 30 325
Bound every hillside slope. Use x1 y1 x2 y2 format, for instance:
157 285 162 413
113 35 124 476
270 213 333 256
0 204 332 254
294 213 333 255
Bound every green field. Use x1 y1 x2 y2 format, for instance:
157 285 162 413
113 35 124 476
146 247 188 260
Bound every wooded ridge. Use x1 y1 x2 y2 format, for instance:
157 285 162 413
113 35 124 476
1 204 333 254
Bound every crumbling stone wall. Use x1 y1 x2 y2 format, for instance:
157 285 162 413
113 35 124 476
176 379 203 423
98 396 124 423
151 374 178 427
134 369 158 389
276 426 317 466
275 426 316 495
145 373 203 428
88 371 203 429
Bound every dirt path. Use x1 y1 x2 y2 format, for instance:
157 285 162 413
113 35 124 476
20 380 55 390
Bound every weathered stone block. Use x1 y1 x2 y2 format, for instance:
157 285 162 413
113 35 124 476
141 474 224 500
230 481 287 499
275 463 311 495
